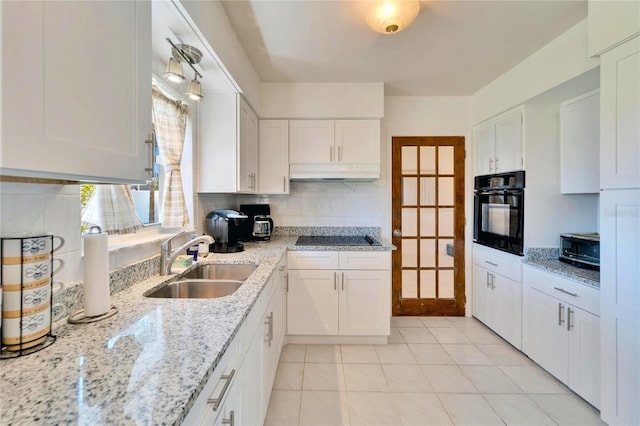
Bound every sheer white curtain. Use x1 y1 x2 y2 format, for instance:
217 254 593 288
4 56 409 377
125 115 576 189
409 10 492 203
152 89 190 228
81 185 143 234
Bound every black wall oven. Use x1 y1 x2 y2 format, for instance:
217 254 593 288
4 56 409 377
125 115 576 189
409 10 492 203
474 171 525 256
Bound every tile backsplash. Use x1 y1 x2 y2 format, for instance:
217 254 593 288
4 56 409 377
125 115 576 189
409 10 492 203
240 180 387 229
1 183 83 284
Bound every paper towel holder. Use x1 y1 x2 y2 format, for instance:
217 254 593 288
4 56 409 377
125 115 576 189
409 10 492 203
67 305 118 324
68 226 118 324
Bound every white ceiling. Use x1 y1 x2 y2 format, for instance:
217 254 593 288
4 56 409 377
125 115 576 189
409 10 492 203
220 0 588 96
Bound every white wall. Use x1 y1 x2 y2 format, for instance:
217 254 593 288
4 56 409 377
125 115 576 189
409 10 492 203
472 19 599 124
260 83 384 119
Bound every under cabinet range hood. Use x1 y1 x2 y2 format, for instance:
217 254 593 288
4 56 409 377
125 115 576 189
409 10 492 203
289 162 380 181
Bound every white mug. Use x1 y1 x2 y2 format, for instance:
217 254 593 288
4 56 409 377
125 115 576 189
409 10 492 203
2 282 64 317
1 236 64 265
1 258 64 289
2 308 51 351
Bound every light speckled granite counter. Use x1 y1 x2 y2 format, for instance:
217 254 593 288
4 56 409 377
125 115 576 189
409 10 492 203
0 234 393 425
0 236 296 425
524 248 600 289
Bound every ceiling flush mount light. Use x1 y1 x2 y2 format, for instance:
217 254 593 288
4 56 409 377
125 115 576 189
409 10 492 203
366 0 420 34
164 38 204 101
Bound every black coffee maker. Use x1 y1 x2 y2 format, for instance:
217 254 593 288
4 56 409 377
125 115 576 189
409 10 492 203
206 209 248 253
239 204 273 241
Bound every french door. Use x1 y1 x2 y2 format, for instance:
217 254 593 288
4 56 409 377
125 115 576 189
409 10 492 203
391 137 465 316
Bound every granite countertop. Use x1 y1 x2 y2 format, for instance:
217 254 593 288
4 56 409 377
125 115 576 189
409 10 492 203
0 235 392 425
0 236 296 425
523 258 600 289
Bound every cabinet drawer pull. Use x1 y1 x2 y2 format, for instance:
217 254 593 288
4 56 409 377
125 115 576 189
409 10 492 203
341 272 345 291
221 410 235 426
334 272 337 290
485 261 498 267
495 157 500 170
207 369 236 411
283 176 286 192
489 158 494 172
554 287 578 297
558 303 565 326
145 134 154 175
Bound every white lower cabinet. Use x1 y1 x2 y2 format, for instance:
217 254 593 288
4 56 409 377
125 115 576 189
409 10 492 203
523 265 600 408
472 245 523 349
287 251 391 337
185 253 287 425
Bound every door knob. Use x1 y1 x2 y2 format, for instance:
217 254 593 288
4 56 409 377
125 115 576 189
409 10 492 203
393 229 402 237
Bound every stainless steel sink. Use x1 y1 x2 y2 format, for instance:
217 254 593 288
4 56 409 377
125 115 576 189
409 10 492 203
181 263 257 281
145 280 244 299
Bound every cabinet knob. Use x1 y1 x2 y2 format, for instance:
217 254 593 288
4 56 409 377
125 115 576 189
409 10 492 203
393 229 402 237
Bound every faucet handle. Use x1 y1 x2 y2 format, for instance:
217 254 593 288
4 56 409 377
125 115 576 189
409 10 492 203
162 230 187 251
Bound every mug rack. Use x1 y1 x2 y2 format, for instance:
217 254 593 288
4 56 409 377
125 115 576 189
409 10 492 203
0 235 57 358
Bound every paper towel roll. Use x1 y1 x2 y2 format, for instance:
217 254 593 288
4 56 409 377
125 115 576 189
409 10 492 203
83 228 110 317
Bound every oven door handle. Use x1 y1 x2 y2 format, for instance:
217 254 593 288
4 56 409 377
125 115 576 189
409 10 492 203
477 190 522 196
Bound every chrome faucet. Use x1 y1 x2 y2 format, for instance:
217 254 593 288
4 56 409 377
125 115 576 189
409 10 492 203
160 231 214 275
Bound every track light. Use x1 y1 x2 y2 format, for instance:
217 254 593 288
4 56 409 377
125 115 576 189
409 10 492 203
164 38 204 101
164 57 185 83
186 75 203 101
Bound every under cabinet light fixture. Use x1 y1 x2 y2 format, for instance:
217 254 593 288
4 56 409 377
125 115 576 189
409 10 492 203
163 38 204 101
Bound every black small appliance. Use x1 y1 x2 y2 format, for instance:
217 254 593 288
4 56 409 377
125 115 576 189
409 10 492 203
559 233 600 270
239 204 273 241
473 171 525 256
206 209 248 253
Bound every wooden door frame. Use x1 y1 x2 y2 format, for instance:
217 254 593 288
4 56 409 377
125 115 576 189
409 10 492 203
391 136 466 316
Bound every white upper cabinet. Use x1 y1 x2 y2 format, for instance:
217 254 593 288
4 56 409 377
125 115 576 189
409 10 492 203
259 120 289 194
289 119 380 180
473 110 523 176
198 93 258 193
0 1 152 183
560 90 600 194
600 37 640 190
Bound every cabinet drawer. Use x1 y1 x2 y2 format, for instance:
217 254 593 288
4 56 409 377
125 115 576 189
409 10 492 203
523 265 599 315
339 252 390 270
288 251 339 270
184 335 240 424
473 245 522 282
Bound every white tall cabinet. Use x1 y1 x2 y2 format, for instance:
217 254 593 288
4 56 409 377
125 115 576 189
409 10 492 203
599 36 640 426
0 1 152 183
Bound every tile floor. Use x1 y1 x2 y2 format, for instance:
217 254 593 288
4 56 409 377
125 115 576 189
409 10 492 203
264 316 605 426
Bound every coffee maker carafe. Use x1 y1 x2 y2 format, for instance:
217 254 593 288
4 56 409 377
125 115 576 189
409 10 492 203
252 215 274 241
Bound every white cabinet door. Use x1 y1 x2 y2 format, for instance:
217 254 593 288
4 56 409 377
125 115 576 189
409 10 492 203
339 270 390 336
560 91 600 194
259 120 289 194
287 270 339 335
473 123 495 176
238 97 258 192
1 1 151 183
492 273 523 350
568 306 600 409
289 120 334 164
522 287 569 383
472 264 490 324
335 120 380 165
494 111 523 173
262 289 277 417
239 323 263 426
600 37 640 189
600 188 640 425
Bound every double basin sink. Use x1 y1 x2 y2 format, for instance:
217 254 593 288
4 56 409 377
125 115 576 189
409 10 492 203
145 263 257 299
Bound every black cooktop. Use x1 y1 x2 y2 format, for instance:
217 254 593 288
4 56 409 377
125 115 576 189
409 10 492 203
295 235 382 246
